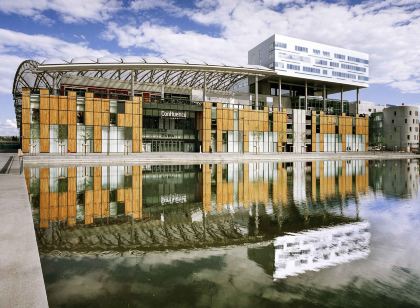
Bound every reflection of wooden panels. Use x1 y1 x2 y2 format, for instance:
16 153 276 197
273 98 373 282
49 192 58 221
125 188 132 215
85 190 93 225
67 168 77 226
132 166 142 219
202 164 211 213
58 192 68 220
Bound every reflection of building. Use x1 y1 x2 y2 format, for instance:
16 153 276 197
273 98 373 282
25 161 370 252
14 34 369 154
25 166 143 229
369 159 419 198
273 222 370 280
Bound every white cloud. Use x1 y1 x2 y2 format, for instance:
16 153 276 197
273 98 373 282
105 0 420 94
0 0 121 23
0 118 18 136
0 28 112 95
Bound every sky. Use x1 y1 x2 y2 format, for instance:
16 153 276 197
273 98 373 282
0 0 419 135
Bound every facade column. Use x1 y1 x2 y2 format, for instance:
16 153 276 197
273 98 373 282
356 87 359 115
304 80 308 110
131 70 135 100
323 84 327 112
203 72 207 102
161 85 165 101
255 75 259 109
278 78 282 110
340 86 344 114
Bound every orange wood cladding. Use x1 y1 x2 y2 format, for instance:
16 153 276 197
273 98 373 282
21 88 143 153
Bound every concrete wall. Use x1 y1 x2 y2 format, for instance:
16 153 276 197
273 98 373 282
383 106 419 151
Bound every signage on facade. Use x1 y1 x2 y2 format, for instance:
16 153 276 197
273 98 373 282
161 193 187 205
160 110 187 119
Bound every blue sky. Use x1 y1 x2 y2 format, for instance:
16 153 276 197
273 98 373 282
0 0 419 135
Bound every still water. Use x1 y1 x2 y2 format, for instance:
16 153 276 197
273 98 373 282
25 160 420 307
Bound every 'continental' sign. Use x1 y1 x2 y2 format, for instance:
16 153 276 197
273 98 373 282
160 110 187 119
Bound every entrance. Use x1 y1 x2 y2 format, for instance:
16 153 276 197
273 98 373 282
151 140 184 152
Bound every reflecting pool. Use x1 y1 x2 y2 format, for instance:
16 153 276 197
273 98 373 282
25 159 420 307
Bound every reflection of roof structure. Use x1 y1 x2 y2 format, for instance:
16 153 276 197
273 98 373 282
12 58 275 126
35 203 359 255
273 221 370 280
36 215 253 254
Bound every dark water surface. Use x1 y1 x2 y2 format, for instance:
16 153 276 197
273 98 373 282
25 160 420 307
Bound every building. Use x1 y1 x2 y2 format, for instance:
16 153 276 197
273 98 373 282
369 112 384 148
383 105 419 151
350 100 385 117
13 34 369 154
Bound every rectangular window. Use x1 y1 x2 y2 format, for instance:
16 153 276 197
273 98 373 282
407 135 410 140
330 62 339 67
332 71 356 79
76 111 84 124
334 53 346 60
286 64 300 71
348 56 369 64
323 51 330 57
313 49 320 55
117 101 125 113
315 59 328 65
275 42 287 48
295 46 308 52
303 66 320 74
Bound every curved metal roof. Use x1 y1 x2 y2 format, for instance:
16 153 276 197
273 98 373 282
12 58 276 127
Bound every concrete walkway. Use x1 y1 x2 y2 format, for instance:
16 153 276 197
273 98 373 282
23 151 420 166
0 160 48 307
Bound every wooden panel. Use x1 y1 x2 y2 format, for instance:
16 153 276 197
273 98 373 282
40 138 50 153
133 127 140 153
59 97 67 111
93 109 101 126
85 111 93 125
133 114 140 127
125 102 132 114
101 100 110 113
59 110 67 124
22 90 30 109
22 107 30 124
133 103 140 114
94 98 102 113
68 110 77 125
40 92 49 110
117 114 125 127
40 124 49 139
94 126 102 153
125 114 132 127
101 113 109 126
22 137 30 153
22 124 30 140
50 109 58 125
68 125 76 153
68 96 76 112
85 98 93 112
